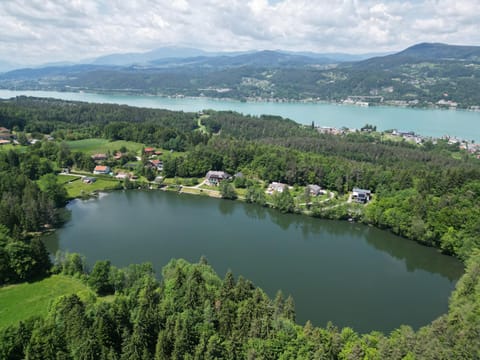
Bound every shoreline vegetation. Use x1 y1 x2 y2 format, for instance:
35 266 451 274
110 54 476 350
0 96 479 358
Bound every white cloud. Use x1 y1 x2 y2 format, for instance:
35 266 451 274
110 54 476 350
0 0 478 65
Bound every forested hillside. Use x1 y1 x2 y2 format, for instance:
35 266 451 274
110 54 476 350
1 253 479 359
1 43 479 107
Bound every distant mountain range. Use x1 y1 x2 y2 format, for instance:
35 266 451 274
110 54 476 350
88 46 387 67
0 46 389 72
352 43 480 69
1 43 479 108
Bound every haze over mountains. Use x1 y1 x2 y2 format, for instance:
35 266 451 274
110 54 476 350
0 46 388 72
1 43 479 108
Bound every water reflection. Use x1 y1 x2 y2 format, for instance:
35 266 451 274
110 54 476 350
243 203 268 220
365 232 464 281
218 199 235 215
240 200 463 280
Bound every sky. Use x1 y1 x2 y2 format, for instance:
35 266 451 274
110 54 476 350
0 0 478 65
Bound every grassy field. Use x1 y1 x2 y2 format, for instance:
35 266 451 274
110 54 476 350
63 176 122 198
0 275 95 330
37 173 122 199
66 138 145 155
0 144 28 152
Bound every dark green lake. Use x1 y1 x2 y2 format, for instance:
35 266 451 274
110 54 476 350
44 190 464 333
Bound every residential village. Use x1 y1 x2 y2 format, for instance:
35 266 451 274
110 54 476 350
0 124 480 205
315 124 480 158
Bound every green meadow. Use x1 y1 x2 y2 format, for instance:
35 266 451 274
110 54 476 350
0 275 95 330
63 176 122 198
66 138 144 155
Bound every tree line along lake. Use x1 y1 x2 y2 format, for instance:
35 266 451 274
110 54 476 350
0 89 479 142
43 191 464 334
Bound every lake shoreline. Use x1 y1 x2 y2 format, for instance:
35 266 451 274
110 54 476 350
45 187 464 333
62 182 459 268
6 86 480 112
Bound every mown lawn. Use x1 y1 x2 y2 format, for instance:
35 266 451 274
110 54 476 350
0 275 95 330
64 177 122 198
66 138 145 155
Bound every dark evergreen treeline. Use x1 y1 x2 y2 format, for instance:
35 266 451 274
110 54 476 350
1 253 480 359
202 111 311 140
0 228 51 285
0 146 66 285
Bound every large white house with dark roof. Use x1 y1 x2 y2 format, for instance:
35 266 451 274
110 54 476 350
206 171 231 185
352 188 371 203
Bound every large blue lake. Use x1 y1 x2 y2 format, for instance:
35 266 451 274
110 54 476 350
0 89 479 141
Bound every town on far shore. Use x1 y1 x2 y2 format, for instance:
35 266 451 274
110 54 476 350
313 123 480 158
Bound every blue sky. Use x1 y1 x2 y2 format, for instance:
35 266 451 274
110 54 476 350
0 0 478 65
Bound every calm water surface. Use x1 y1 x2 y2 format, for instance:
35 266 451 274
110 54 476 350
0 89 479 141
44 191 464 333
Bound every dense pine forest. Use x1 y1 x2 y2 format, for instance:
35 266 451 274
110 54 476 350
1 254 480 359
0 96 479 359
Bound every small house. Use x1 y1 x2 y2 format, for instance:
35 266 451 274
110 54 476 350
144 147 155 156
307 184 323 196
352 188 371 203
206 171 231 185
149 159 163 171
267 182 288 194
83 176 96 184
0 127 11 140
0 139 11 145
115 172 129 180
93 165 111 175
